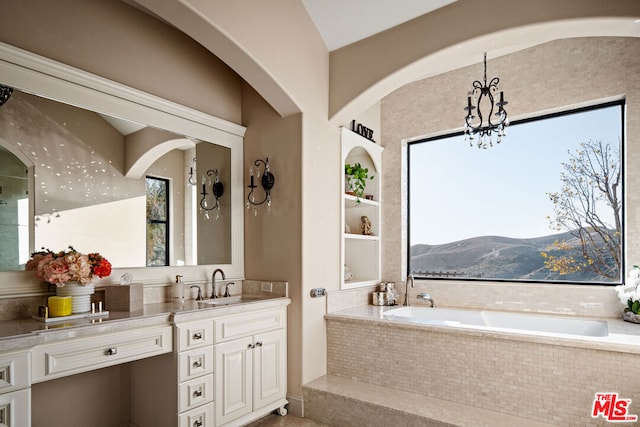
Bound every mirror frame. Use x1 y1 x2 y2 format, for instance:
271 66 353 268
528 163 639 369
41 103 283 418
0 42 245 295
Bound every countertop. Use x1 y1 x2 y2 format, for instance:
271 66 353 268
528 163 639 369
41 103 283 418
0 296 291 352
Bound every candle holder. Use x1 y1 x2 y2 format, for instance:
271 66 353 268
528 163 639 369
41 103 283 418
246 157 275 215
187 157 197 185
199 169 224 220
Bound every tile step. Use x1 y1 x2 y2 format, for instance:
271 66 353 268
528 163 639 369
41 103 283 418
302 375 554 427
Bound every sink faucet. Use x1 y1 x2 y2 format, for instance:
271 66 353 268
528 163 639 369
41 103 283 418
404 274 414 306
211 269 225 299
190 285 204 301
224 282 235 298
417 293 436 308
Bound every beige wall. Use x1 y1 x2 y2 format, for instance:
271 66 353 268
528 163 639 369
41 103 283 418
0 0 242 123
329 0 640 121
241 83 304 398
381 37 640 311
133 3 337 409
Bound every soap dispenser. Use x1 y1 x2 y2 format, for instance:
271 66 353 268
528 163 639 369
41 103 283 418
173 275 185 304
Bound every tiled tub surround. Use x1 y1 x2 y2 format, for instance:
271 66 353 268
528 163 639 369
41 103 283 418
321 306 640 426
326 279 622 319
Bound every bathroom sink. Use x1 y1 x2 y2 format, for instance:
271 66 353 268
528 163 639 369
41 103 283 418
197 296 261 307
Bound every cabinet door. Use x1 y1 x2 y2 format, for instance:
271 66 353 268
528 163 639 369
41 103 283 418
215 337 253 426
0 388 30 427
253 329 286 410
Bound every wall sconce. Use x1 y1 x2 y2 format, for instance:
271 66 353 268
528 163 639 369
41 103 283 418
0 85 13 106
199 169 224 220
187 157 197 185
246 157 275 216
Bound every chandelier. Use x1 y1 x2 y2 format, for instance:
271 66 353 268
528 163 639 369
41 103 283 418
464 53 509 149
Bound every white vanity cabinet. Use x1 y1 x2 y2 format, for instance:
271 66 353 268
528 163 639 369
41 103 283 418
176 319 215 427
0 351 30 427
130 301 289 427
214 307 287 426
31 326 172 383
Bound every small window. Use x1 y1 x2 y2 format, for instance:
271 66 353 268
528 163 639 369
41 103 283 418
146 176 169 267
408 102 623 284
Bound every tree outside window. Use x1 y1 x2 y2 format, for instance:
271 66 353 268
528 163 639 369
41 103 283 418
146 176 169 267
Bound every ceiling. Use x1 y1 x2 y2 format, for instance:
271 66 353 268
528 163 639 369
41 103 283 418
301 0 457 51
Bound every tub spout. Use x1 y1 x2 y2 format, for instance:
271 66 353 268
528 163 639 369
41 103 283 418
417 292 436 308
404 274 414 306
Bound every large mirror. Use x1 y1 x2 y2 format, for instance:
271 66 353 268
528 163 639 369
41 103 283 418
0 88 232 270
0 42 245 281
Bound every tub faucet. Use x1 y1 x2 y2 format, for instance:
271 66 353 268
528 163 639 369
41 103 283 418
404 274 414 306
417 293 436 308
211 268 225 299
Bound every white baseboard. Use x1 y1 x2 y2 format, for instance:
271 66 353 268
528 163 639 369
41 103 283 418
286 392 304 417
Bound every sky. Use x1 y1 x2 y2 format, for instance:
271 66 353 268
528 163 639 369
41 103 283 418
409 104 622 246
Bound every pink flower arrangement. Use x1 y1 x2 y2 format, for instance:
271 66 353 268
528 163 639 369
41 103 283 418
26 246 112 287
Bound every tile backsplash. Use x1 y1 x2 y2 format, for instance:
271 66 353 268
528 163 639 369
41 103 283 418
327 279 622 318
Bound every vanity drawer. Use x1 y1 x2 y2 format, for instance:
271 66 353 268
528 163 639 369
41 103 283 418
178 401 214 427
178 347 214 382
0 351 29 394
178 374 214 413
31 325 172 382
177 320 214 352
214 307 285 343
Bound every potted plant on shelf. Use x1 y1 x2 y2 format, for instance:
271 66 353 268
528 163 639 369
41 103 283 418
345 162 373 202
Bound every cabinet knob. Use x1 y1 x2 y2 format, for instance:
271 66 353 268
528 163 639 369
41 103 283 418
247 343 254 349
193 332 203 340
107 348 118 356
255 341 263 347
193 358 203 368
193 389 203 398
194 420 203 427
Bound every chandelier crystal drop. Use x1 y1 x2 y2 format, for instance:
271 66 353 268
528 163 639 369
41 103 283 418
464 53 509 149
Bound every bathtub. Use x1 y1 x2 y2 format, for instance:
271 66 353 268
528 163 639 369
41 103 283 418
326 305 639 426
382 306 609 337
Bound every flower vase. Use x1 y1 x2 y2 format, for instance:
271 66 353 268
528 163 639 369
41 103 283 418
622 311 640 324
56 282 95 314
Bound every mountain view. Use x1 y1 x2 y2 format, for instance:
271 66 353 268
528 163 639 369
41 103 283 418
410 231 618 283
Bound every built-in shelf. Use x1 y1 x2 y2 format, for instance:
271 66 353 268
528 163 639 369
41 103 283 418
344 194 380 208
341 127 383 289
344 233 380 241
342 279 379 288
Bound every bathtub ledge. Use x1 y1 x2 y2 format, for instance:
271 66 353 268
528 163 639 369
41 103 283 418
325 305 640 355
